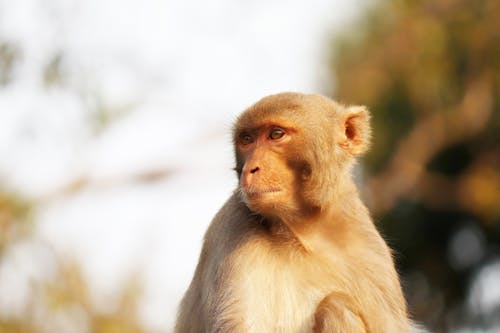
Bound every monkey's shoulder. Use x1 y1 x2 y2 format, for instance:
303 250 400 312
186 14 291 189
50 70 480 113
204 192 255 241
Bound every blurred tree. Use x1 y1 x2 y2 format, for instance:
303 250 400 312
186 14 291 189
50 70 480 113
330 0 500 331
0 191 32 256
0 189 149 333
0 42 19 86
0 24 153 332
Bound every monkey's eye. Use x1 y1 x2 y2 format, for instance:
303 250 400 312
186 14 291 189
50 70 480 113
239 133 254 145
269 128 285 140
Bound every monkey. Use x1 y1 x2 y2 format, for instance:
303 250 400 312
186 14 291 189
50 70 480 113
175 92 411 333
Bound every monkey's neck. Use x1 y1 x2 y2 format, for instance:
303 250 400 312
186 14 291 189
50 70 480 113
266 185 371 253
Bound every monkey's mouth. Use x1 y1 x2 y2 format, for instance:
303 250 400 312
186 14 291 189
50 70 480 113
243 188 282 196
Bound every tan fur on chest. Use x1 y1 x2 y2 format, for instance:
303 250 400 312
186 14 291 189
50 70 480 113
232 239 330 333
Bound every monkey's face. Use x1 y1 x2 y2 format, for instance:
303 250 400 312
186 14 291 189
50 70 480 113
233 92 371 220
234 123 301 217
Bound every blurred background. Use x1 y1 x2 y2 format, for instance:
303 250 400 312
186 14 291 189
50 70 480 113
0 0 498 332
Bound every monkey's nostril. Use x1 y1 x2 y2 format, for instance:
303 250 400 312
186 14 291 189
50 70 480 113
250 167 260 174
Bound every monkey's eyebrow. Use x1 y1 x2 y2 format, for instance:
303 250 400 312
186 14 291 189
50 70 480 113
235 130 255 140
235 127 259 136
235 122 295 137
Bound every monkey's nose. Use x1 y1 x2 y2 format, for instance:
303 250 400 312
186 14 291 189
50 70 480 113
250 167 260 174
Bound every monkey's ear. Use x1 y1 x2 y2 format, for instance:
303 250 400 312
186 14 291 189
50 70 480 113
338 105 372 156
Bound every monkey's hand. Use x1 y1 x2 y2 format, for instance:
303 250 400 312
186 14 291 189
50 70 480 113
313 291 367 333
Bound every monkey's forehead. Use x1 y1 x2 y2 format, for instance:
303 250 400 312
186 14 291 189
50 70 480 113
234 92 341 132
235 108 301 131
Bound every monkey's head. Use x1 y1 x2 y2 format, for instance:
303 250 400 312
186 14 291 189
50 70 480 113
233 92 371 220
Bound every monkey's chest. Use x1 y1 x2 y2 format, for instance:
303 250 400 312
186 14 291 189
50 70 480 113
234 254 327 333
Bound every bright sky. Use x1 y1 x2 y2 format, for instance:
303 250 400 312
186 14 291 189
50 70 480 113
0 0 439 331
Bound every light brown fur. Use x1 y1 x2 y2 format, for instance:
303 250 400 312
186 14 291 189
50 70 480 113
175 92 411 333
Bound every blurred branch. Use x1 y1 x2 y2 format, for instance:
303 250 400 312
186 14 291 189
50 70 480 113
39 166 176 204
366 74 493 215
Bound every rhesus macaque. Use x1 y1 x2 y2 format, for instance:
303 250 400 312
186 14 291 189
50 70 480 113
175 93 411 333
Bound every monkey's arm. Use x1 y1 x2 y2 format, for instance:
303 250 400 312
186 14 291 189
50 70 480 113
174 246 208 333
175 194 252 333
313 291 367 333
